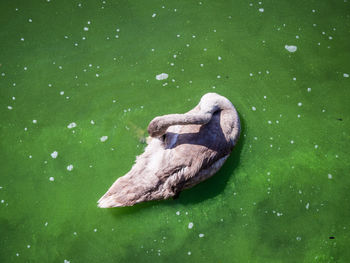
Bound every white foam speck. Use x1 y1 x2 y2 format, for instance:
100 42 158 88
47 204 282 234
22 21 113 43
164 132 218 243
94 228 97 232
83 27 89 31
328 174 332 179
100 136 108 142
67 122 77 129
152 13 156 18
156 73 168 80
306 202 309 209
67 164 74 171
344 73 349 78
188 222 194 229
51 151 58 159
49 177 54 181
176 211 180 215
307 88 311 92
64 260 70 263
259 8 264 12
252 106 256 111
33 119 37 124
199 233 204 238
91 120 95 125
27 245 31 248
298 102 302 106
187 251 191 255
218 56 222 60
8 106 13 110
285 45 297 53
44 222 48 226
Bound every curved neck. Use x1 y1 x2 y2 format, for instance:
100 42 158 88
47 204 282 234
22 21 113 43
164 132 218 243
148 93 235 137
162 113 212 126
148 112 212 137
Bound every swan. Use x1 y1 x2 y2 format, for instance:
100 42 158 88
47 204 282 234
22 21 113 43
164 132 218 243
98 93 240 208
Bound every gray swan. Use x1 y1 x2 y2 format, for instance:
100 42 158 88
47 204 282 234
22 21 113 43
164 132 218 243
98 93 240 208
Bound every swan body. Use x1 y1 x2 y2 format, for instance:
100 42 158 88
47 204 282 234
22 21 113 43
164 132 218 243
98 93 240 208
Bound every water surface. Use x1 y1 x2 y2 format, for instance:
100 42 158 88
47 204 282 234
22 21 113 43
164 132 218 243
1 0 350 262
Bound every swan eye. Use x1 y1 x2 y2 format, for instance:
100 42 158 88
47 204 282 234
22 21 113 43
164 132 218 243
162 134 167 142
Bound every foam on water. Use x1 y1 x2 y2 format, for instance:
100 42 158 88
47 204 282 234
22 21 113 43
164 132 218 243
285 45 297 52
100 136 108 142
67 122 77 129
51 151 58 158
155 73 168 80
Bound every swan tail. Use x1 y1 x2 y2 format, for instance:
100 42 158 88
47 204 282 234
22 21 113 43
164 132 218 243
97 164 194 208
97 172 156 208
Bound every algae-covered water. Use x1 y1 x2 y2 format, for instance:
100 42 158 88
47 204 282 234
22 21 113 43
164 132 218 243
1 0 350 262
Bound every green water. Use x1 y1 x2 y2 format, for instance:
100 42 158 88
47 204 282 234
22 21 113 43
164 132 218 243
1 0 350 262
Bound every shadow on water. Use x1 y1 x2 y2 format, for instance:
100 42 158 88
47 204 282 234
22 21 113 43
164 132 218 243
108 115 245 217
108 200 156 217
